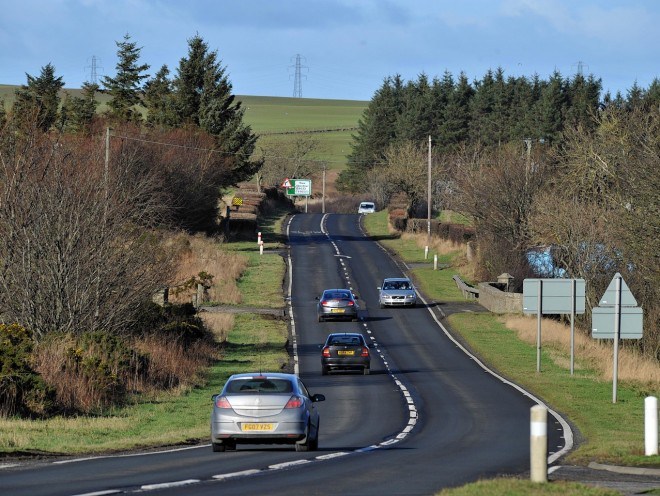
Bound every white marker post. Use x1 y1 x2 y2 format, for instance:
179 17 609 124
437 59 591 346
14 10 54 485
433 254 438 270
530 405 547 483
424 246 429 259
646 396 658 456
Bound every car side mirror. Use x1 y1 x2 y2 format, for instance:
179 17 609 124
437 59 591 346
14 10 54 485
312 394 325 402
211 394 218 400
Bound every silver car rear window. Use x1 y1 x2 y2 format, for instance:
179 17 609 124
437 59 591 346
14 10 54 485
226 378 293 394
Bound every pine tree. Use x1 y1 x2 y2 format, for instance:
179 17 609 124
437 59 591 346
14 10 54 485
144 65 177 127
61 82 99 133
438 72 473 148
173 35 260 184
13 63 64 132
102 33 150 122
535 70 567 143
338 75 405 191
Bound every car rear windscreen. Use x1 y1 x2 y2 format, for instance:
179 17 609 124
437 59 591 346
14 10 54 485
226 378 293 394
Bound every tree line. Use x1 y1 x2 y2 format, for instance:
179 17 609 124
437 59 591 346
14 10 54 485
0 34 261 416
340 69 659 360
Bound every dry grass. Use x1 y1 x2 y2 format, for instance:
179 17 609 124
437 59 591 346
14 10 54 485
199 312 235 343
503 315 660 386
165 232 247 305
403 231 460 254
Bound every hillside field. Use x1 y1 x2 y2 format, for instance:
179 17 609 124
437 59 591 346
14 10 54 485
0 85 367 171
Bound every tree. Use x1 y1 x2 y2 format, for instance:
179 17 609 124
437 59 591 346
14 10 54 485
366 140 428 211
257 134 321 190
60 81 99 133
12 63 64 132
172 34 260 184
0 123 171 340
102 33 150 122
338 75 405 191
144 65 177 127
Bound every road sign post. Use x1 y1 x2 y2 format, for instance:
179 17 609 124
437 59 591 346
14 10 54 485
523 278 585 374
592 273 643 403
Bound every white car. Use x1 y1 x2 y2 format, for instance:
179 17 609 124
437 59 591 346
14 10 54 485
358 202 376 214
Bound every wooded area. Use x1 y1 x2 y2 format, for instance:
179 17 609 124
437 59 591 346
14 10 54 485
339 70 659 360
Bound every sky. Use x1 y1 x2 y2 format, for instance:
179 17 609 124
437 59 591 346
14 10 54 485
1 0 658 102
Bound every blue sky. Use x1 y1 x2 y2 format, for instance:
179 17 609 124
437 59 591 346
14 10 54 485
1 0 658 101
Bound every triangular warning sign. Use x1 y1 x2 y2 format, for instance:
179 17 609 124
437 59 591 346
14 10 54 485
599 273 638 307
281 178 292 188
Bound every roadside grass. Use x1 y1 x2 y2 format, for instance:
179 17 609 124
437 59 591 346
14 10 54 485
435 478 621 496
362 209 660 468
0 209 290 456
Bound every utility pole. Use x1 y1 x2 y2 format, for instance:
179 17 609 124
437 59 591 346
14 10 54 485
322 164 326 214
427 135 432 247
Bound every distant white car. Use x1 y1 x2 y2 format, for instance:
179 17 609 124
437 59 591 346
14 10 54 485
358 202 376 214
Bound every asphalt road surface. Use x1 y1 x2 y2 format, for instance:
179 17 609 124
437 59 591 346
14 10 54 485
1 213 569 496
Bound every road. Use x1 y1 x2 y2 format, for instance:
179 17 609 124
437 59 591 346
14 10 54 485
0 213 568 496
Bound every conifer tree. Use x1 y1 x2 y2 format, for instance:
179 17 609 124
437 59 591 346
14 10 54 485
13 63 64 132
102 34 150 122
338 75 405 191
144 65 176 127
61 82 99 133
173 34 260 184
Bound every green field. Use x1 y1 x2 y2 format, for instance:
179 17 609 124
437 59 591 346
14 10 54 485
239 95 366 170
0 85 367 171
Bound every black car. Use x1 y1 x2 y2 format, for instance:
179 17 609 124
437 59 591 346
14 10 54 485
316 289 359 322
321 333 370 375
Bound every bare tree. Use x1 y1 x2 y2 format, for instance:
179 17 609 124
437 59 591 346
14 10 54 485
256 134 321 190
0 122 173 341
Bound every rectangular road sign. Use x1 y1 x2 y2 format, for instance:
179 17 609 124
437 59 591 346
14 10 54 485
286 179 312 197
592 306 643 339
523 278 586 314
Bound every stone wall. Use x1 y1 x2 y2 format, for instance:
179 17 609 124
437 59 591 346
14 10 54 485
477 282 523 314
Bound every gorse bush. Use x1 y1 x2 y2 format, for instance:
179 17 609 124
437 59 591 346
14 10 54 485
0 324 55 417
29 302 219 416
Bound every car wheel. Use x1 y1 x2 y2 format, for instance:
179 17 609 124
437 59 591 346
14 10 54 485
318 315 324 322
212 442 226 452
379 302 385 309
295 426 313 452
363 367 370 375
310 421 319 451
321 366 328 376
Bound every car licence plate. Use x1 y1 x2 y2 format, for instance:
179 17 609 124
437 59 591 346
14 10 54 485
337 350 354 356
241 423 274 432
330 308 345 313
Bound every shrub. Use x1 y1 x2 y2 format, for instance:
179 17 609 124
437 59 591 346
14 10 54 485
0 324 55 417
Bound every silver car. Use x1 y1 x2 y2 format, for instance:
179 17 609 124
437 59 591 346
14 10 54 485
378 277 417 308
211 373 324 452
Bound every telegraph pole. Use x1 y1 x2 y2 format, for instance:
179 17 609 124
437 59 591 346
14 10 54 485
427 135 432 247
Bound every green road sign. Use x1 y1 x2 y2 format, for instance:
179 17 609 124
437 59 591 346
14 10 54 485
286 179 312 197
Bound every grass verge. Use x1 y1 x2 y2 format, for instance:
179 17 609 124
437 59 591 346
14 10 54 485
363 210 660 468
0 211 290 457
